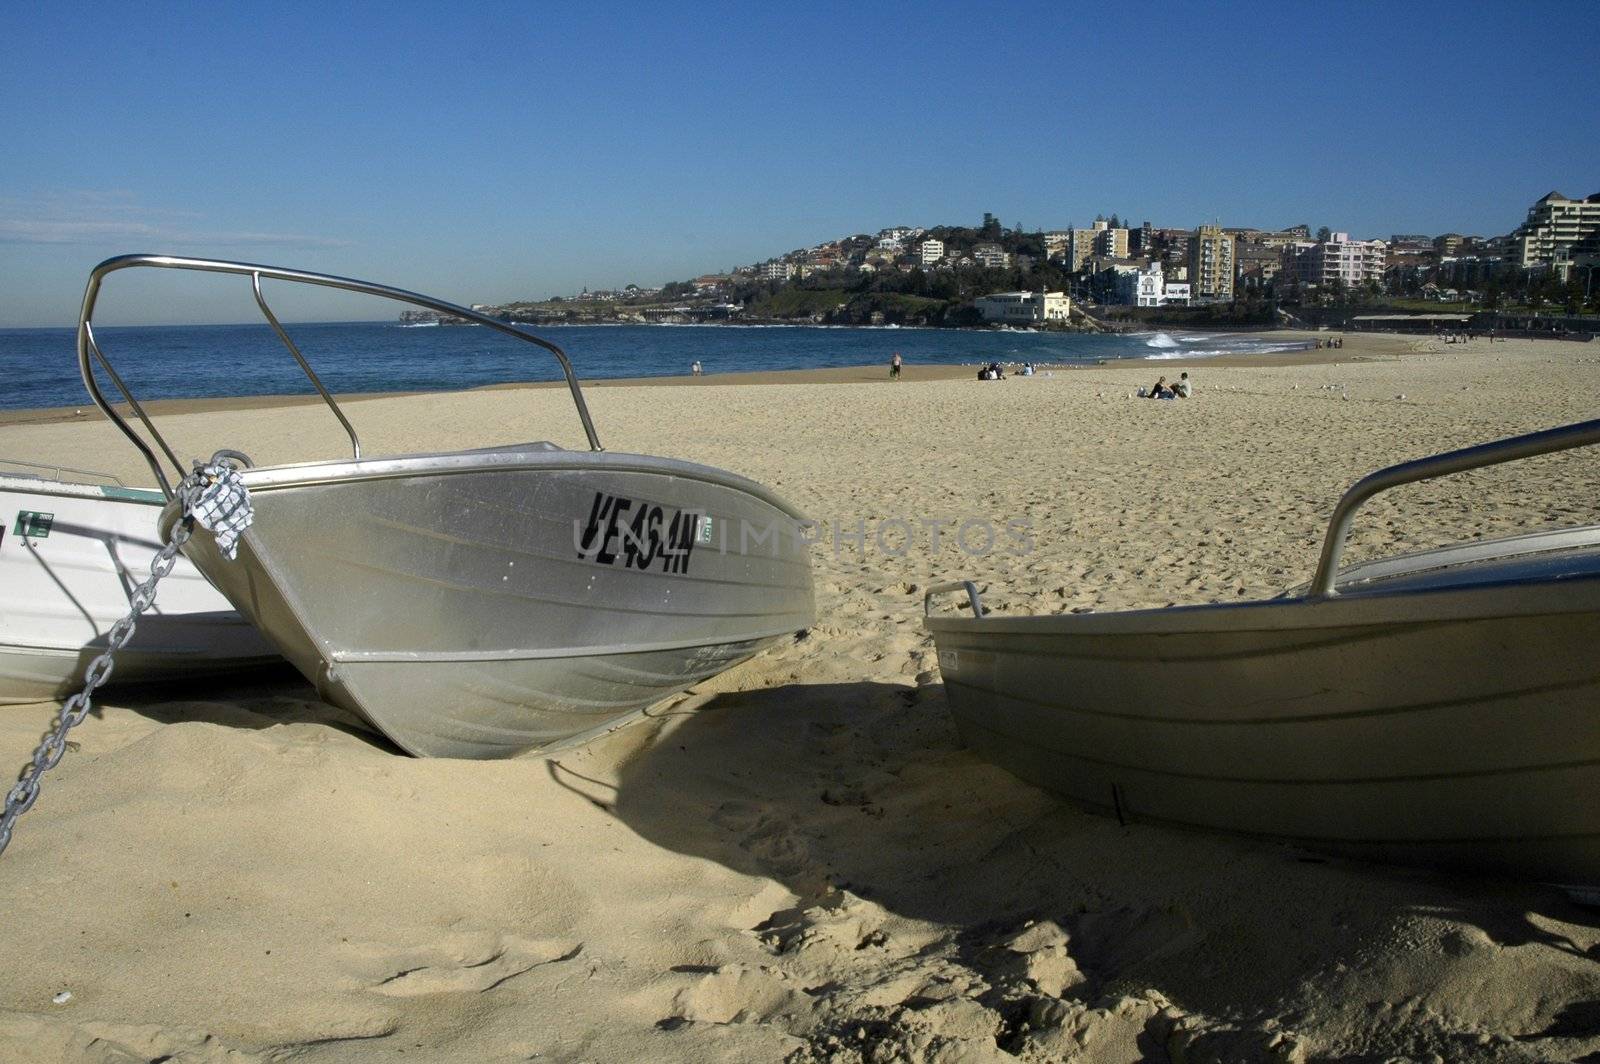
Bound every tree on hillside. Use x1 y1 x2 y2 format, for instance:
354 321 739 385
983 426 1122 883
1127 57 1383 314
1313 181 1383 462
1316 226 1332 243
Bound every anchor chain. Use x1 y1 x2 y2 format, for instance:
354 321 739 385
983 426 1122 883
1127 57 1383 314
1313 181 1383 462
0 455 253 859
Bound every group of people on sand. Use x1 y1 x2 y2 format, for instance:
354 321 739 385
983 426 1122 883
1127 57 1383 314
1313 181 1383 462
975 360 1037 381
1314 337 1344 350
1142 371 1192 400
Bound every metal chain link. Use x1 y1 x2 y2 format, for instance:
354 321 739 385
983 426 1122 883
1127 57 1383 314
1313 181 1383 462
0 521 191 857
0 454 254 859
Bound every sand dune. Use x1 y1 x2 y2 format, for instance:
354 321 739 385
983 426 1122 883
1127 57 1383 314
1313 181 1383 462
2 332 1599 1062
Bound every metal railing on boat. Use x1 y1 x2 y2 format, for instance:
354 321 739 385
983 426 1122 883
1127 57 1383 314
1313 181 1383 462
1310 416 1600 597
76 254 604 498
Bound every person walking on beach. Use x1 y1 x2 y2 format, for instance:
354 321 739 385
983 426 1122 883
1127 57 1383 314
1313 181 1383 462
691 360 702 377
890 351 902 380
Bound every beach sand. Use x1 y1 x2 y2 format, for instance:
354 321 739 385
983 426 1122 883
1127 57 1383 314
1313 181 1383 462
2 331 1599 1062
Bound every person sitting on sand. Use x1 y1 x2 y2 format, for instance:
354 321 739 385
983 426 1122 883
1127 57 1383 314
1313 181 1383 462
1173 371 1191 398
1147 375 1169 398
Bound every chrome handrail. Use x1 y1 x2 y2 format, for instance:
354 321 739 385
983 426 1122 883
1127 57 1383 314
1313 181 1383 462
0 458 125 486
1310 416 1600 597
924 580 986 618
76 254 604 498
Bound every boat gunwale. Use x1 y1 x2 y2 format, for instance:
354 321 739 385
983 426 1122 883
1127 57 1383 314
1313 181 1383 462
926 566 1600 636
155 447 810 531
0 473 166 506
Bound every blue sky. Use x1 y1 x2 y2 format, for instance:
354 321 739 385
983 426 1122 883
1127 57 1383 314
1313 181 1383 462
2 1 1596 325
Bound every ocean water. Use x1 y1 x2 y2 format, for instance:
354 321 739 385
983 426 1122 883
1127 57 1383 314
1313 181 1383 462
0 322 1309 411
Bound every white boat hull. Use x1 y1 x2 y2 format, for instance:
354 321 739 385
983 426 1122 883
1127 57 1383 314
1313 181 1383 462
0 476 281 704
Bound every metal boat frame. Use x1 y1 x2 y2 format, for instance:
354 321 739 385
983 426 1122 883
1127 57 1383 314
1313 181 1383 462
76 254 605 496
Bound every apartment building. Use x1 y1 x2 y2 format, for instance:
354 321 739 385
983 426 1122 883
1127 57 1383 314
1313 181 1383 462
972 243 1011 268
1064 220 1128 271
759 260 794 281
919 239 945 266
1511 190 1600 278
1187 225 1236 302
1278 233 1387 290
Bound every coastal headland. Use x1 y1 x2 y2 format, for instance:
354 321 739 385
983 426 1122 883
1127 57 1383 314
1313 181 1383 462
1 331 1598 1061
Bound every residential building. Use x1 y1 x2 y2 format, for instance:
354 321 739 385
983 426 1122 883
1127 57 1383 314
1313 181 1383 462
1110 262 1191 307
919 239 945 266
1108 262 1159 306
1235 242 1281 290
974 291 1071 324
1436 255 1515 289
1432 233 1467 256
1130 221 1153 255
972 243 1011 268
759 260 794 282
1511 190 1600 279
1278 232 1387 291
1187 225 1236 302
1065 220 1128 271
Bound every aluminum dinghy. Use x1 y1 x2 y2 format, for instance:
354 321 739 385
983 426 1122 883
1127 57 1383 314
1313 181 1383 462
0 463 280 703
78 255 814 759
925 419 1600 894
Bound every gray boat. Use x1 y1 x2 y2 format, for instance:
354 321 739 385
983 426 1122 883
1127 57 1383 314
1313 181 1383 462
78 255 814 759
926 418 1600 895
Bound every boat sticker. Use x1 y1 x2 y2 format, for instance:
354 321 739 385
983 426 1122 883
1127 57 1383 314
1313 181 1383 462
576 491 700 574
698 516 715 544
13 511 53 539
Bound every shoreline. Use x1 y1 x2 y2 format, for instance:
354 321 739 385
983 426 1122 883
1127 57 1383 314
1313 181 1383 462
0 329 1395 427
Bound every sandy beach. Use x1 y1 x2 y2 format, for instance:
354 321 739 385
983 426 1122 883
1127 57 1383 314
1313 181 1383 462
3 329 1599 1062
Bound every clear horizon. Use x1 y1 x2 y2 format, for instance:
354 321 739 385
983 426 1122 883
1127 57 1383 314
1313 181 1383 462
2 1 1596 327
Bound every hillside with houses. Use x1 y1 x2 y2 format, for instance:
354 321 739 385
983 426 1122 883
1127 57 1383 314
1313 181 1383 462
465 193 1600 332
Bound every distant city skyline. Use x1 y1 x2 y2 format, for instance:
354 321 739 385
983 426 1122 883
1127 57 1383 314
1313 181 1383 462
2 1 1596 326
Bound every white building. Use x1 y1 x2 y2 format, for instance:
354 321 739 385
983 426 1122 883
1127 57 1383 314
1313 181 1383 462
919 239 945 266
1135 263 1165 306
974 291 1071 324
1512 190 1600 279
759 260 794 281
1113 263 1189 307
1279 233 1387 290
